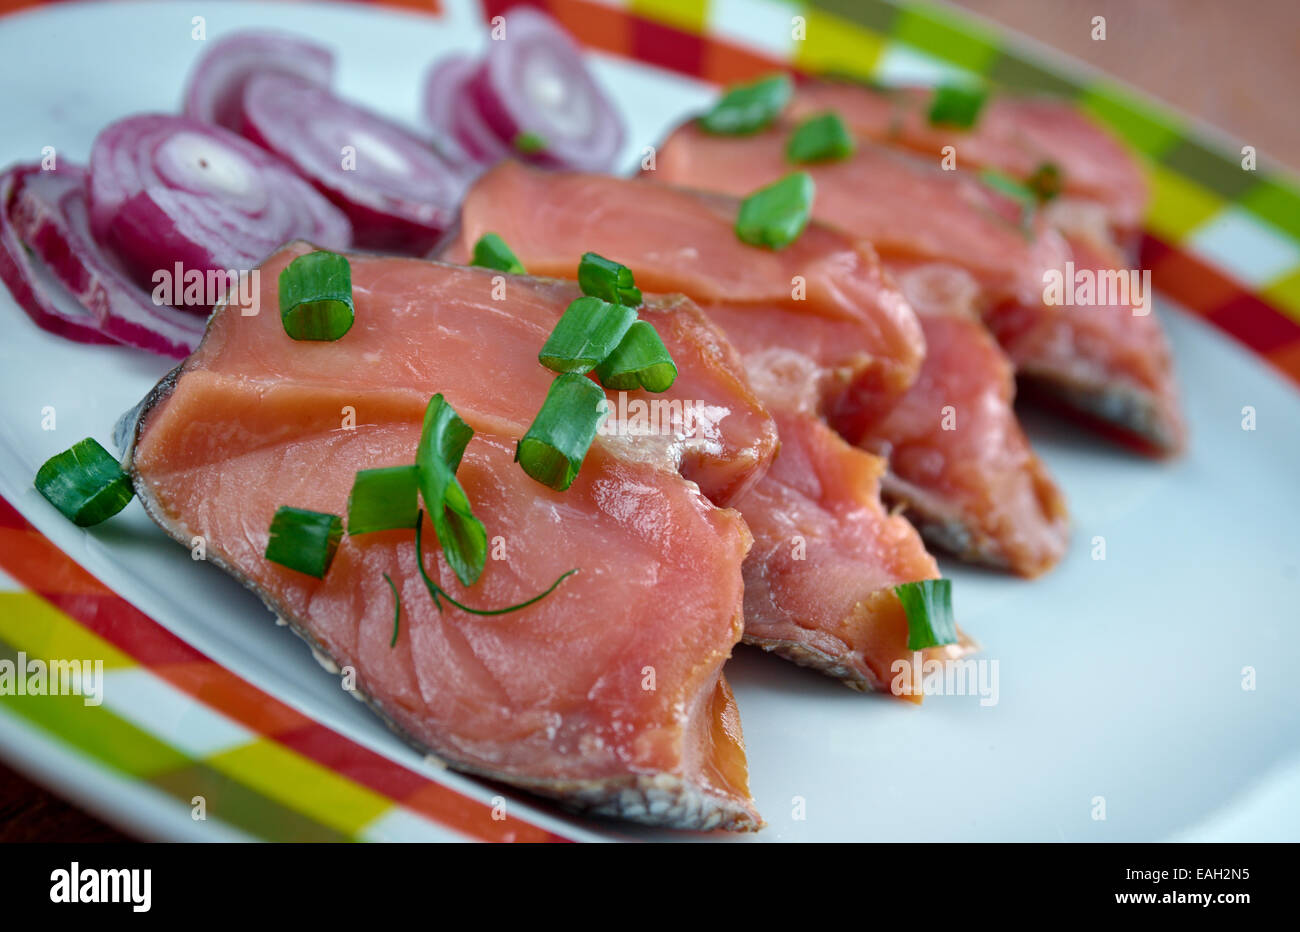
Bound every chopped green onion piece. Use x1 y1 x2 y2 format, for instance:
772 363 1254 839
513 131 547 154
594 320 678 392
416 394 486 588
927 84 988 129
894 579 958 650
414 510 578 616
265 506 342 578
538 296 637 374
735 171 815 250
470 233 526 275
1026 162 1063 203
698 73 792 135
34 438 133 527
786 111 855 164
516 373 607 491
384 572 401 646
347 465 420 535
577 252 642 307
278 250 354 341
979 168 1038 232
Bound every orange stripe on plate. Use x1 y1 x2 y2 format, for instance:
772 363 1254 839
1147 241 1241 317
548 0 633 57
1265 340 1300 389
0 525 113 596
362 0 442 15
152 660 316 737
402 778 568 843
702 39 789 86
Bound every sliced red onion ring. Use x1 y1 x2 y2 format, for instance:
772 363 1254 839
184 30 335 133
1 164 205 357
89 113 351 301
468 7 625 172
240 73 464 254
0 165 116 346
422 55 511 166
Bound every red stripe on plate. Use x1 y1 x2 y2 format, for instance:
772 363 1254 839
629 14 706 76
1206 292 1300 354
38 591 207 666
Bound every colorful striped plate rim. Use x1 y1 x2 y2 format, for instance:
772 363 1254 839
0 0 1296 841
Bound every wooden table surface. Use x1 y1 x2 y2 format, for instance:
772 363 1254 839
1 0 1295 844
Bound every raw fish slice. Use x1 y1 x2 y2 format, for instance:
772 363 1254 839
653 124 1183 453
182 244 777 508
446 163 977 692
653 122 1065 318
788 81 1148 240
986 232 1185 454
127 242 773 830
443 161 925 404
736 397 974 693
849 262 1069 576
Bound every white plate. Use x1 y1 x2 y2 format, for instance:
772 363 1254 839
0 0 1297 842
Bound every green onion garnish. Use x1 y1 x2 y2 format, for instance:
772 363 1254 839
416 394 487 588
979 169 1038 232
735 171 815 250
347 465 420 535
265 506 343 578
786 111 855 164
927 83 988 129
384 572 401 646
470 233 526 275
516 373 607 491
513 131 547 155
414 510 577 616
577 252 642 307
34 438 134 527
594 320 678 392
278 250 354 341
894 579 958 650
1026 162 1063 203
538 297 638 374
698 73 793 136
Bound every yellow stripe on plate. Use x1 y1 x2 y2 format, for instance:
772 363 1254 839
0 591 135 670
1260 266 1300 325
1144 163 1225 244
629 0 709 34
206 738 394 838
794 9 886 81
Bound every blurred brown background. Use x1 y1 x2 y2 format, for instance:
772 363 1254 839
951 0 1300 172
2 0 1296 844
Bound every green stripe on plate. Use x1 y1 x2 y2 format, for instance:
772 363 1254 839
805 0 899 34
987 50 1080 98
1239 178 1300 242
205 739 393 838
0 642 190 777
1160 137 1257 199
891 1 1001 74
1079 81 1183 158
149 762 350 843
